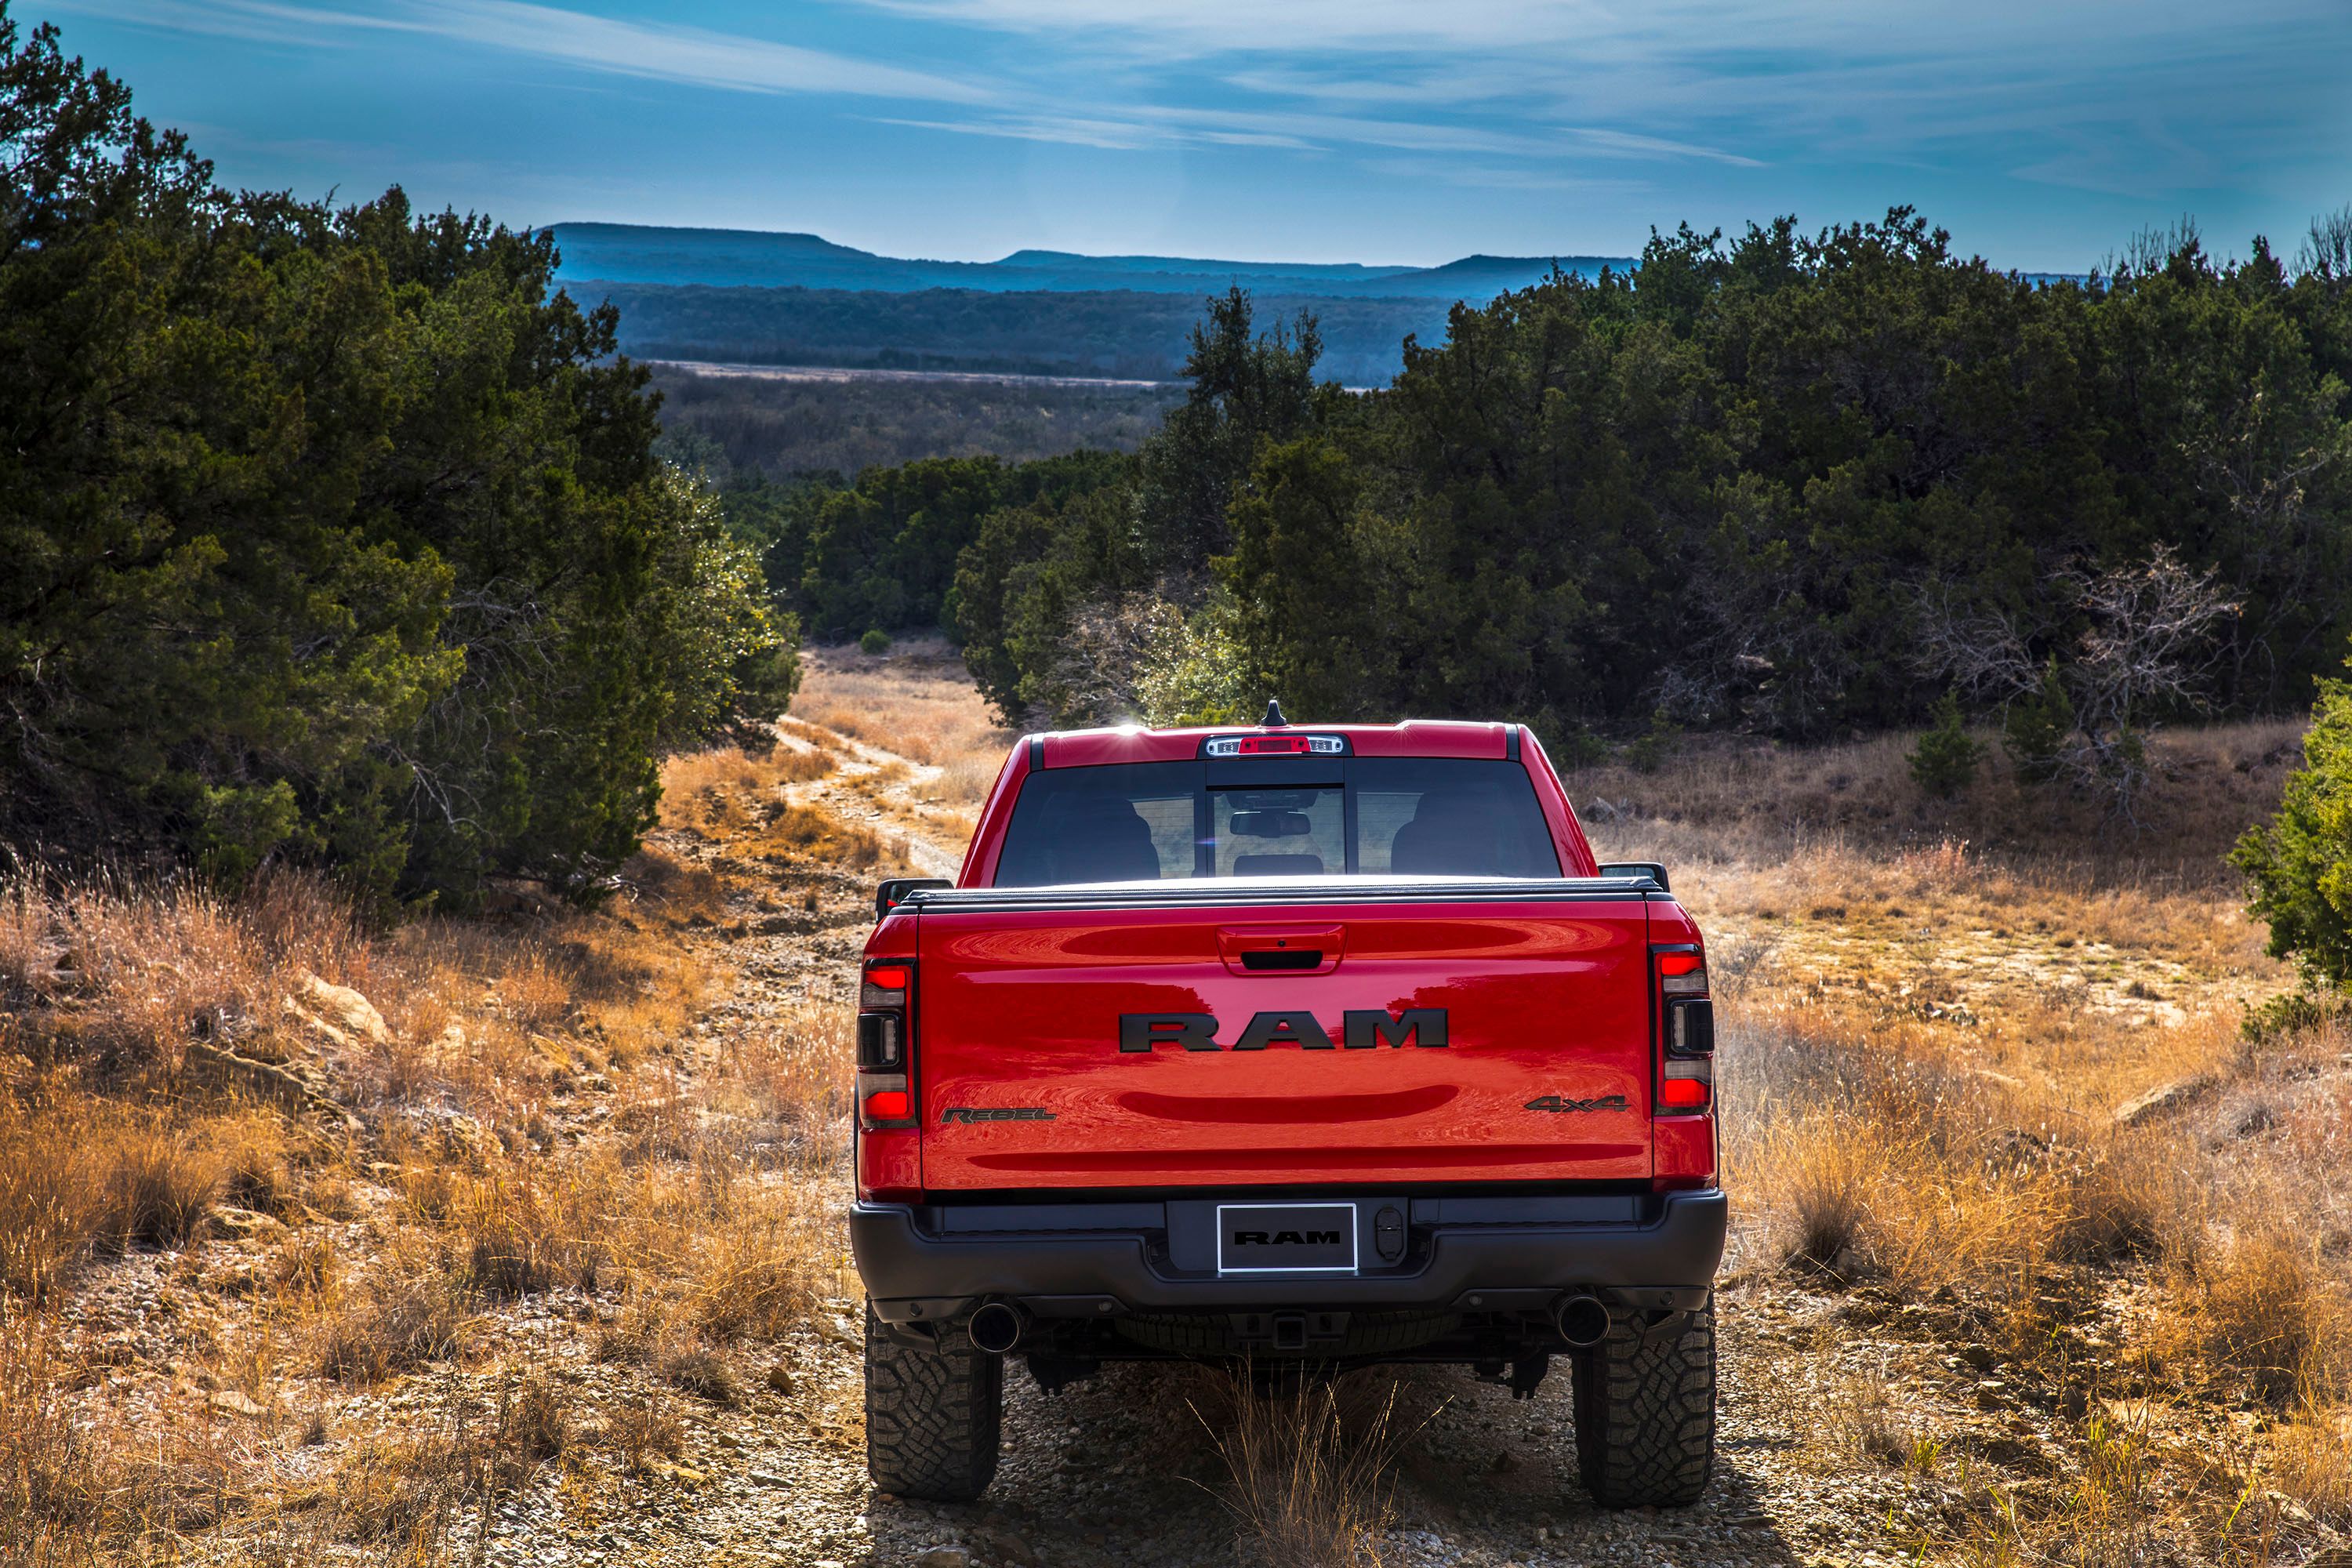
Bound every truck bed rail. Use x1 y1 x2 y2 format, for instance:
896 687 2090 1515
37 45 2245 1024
893 873 1667 915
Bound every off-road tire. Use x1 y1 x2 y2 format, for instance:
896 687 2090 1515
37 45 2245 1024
1570 1301 1715 1508
863 1305 1002 1501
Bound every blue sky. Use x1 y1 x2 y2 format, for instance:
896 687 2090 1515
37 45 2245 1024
29 0 2352 272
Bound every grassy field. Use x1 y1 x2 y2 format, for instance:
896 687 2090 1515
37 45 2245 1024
1568 722 2352 1561
2 651 2347 1566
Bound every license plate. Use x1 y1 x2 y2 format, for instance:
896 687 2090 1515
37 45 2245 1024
1215 1203 1358 1276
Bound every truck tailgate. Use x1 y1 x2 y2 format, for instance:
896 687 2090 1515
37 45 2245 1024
912 884 1654 1190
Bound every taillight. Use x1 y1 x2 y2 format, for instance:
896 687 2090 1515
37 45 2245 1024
1653 945 1712 1116
858 960 916 1130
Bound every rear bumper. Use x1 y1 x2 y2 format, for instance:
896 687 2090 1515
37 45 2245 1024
852 1188 1726 1323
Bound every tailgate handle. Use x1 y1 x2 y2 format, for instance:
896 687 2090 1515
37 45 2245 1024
1218 924 1345 976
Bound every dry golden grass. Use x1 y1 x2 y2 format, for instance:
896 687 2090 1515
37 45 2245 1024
447 1160 615 1298
757 800 896 870
718 1000 855 1163
1636 717 2352 1553
792 637 1013 807
0 1315 103 1559
2161 1222 2351 1410
1822 1353 1918 1468
657 737 902 873
659 743 837 839
318 1240 473 1385
1563 716 2306 887
2272 1404 2352 1525
0 1099 316 1301
1196 1371 1418 1568
0 762 874 1559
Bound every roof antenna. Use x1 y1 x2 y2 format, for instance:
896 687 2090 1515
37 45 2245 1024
1261 699 1289 728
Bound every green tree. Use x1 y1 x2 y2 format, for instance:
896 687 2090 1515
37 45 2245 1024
1134 288 1334 574
1132 593 1256 726
0 10 791 903
0 17 458 887
2234 659 2352 989
1907 690 1985 797
2002 661 2078 785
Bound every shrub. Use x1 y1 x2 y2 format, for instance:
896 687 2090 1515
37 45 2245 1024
95 1129 222 1253
858 627 892 655
1628 710 1683 775
2240 989 2351 1041
1773 1120 1880 1277
2004 659 2077 785
319 1251 470 1384
1133 594 1256 727
1907 690 1984 797
662 1346 741 1406
2171 1224 2345 1408
2234 667 2352 990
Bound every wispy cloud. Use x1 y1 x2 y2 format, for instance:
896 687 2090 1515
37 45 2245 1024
834 0 2349 193
841 0 2344 64
870 100 1761 166
873 115 1171 151
49 0 995 103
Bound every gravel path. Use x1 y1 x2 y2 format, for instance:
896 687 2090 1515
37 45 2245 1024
473 1279 1974 1567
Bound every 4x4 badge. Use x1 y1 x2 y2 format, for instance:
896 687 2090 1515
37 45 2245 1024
1524 1094 1629 1113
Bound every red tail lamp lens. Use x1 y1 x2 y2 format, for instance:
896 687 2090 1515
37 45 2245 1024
1657 953 1703 977
866 965 911 991
1658 1078 1709 1109
864 1089 913 1122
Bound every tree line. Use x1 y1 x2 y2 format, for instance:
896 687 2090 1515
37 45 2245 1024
591 279 1459 385
0 12 795 907
752 209 2352 768
650 365 1181 484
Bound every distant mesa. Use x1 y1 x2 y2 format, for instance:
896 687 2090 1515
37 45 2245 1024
546 222 1631 301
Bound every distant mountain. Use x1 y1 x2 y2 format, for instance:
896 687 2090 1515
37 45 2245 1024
547 223 1628 300
554 224 2096 388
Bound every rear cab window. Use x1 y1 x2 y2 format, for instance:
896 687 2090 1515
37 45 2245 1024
993 758 1560 886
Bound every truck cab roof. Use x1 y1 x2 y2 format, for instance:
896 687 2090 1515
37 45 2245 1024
1033 719 1523 768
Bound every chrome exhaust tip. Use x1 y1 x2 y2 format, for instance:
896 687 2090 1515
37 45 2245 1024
1553 1292 1612 1348
967 1300 1027 1355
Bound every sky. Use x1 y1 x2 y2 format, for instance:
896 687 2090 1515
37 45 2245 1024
27 0 2352 273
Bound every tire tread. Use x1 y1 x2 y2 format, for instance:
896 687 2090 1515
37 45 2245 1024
1571 1301 1715 1508
864 1305 1002 1501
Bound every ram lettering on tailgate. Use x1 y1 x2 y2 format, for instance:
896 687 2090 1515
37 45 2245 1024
1116 1007 1446 1053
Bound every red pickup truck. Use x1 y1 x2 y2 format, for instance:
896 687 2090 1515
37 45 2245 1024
850 710 1722 1509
